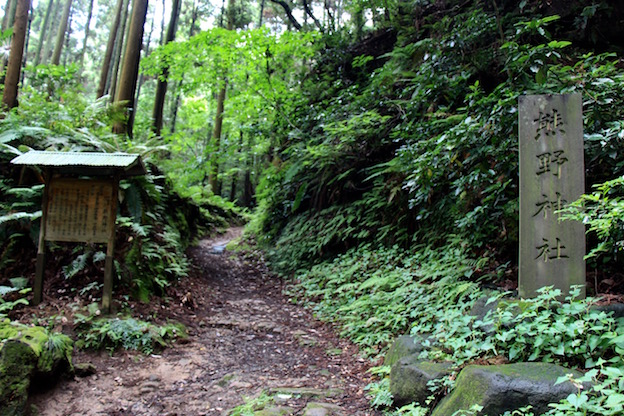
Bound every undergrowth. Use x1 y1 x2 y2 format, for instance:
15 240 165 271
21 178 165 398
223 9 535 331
288 237 484 357
73 308 186 355
291 238 624 415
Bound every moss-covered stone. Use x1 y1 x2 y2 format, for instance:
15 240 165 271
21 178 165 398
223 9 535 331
384 334 429 367
390 358 453 407
0 339 37 416
431 362 583 416
0 320 74 416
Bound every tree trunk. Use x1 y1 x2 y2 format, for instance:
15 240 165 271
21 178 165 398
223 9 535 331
208 0 234 195
50 0 71 65
229 130 244 202
33 0 54 66
151 0 181 136
128 7 155 133
169 0 198 132
96 0 125 98
108 0 130 100
208 82 226 195
303 0 323 31
112 0 148 137
2 0 30 111
1 0 18 31
39 0 60 64
0 0 19 74
241 132 254 207
78 0 94 71
159 0 165 45
19 7 31 86
61 6 72 66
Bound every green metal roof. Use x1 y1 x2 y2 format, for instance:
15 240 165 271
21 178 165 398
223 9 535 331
10 151 147 177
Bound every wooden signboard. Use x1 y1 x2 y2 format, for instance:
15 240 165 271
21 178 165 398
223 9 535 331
35 175 119 312
518 94 586 298
46 178 115 243
11 151 145 313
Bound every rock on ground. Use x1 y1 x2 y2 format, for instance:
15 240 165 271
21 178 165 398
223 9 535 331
0 320 73 416
390 358 453 407
431 362 584 416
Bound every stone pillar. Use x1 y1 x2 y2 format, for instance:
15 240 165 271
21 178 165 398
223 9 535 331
518 94 585 298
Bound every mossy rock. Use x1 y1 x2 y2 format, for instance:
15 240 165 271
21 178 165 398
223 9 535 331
431 362 583 416
390 358 453 407
384 334 430 367
0 320 73 416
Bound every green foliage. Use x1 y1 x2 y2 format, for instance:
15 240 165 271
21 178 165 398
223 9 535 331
251 5 624 285
293 236 624 414
560 176 624 265
74 314 186 355
290 239 479 355
227 392 273 416
0 288 31 318
366 377 394 409
490 287 621 367
143 27 318 202
547 365 624 416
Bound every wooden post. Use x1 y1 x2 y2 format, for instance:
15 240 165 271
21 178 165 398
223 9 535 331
102 176 119 313
33 170 50 304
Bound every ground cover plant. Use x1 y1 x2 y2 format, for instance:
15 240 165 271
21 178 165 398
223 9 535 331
294 240 624 414
74 313 186 355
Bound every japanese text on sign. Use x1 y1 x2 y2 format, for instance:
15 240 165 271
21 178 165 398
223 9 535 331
46 178 114 243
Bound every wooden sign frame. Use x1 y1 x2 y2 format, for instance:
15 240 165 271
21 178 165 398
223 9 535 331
35 172 120 312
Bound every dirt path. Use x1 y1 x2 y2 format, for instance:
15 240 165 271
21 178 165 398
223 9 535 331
28 230 380 415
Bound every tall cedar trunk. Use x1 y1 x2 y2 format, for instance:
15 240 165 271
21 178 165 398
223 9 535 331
112 0 148 137
169 0 197 132
0 0 19 73
78 0 94 71
151 0 181 135
19 7 31 86
33 0 54 66
1 0 18 31
50 0 72 65
241 131 253 207
40 0 61 63
108 0 130 100
229 130 244 202
2 0 30 111
208 0 234 195
128 9 155 133
208 83 226 195
61 7 72 65
159 0 165 45
96 0 125 98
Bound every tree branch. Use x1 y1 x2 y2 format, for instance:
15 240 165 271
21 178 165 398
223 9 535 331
268 0 302 30
302 0 323 31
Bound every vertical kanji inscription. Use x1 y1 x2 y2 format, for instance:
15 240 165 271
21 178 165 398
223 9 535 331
519 94 585 298
46 178 115 243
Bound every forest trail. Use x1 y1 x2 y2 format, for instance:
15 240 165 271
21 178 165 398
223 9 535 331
28 229 380 415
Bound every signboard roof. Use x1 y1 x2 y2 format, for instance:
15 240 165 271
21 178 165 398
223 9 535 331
10 151 146 177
